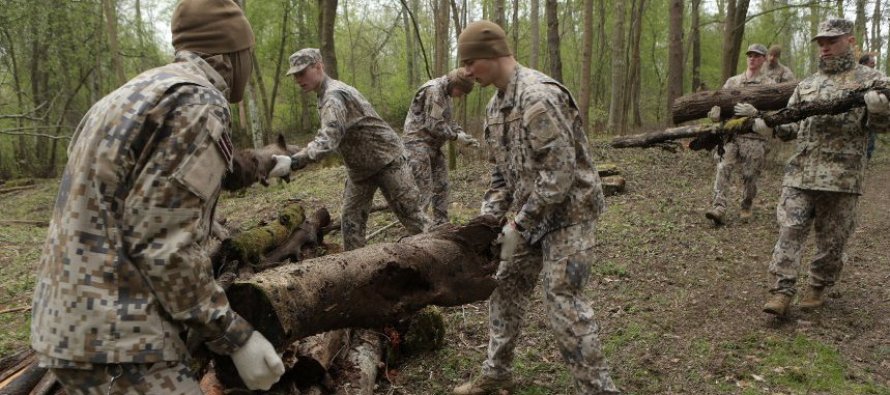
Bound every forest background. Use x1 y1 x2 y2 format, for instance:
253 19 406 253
1 0 888 178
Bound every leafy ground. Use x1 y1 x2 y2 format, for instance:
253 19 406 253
2 138 889 395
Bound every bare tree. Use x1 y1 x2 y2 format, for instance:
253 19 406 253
691 0 702 92
628 0 646 126
578 0 594 129
721 0 751 82
607 0 627 134
871 0 881 52
545 0 562 82
511 0 519 59
809 2 821 74
318 0 339 79
434 0 450 76
530 0 540 69
667 0 684 122
855 0 867 47
102 0 125 86
494 0 506 27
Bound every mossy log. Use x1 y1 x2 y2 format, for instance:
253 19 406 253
218 203 305 267
333 330 382 395
225 215 502 348
671 81 798 124
264 207 331 265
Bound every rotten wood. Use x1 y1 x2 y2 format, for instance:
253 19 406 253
671 81 798 124
0 350 33 384
602 176 627 196
334 330 382 395
611 125 715 149
0 362 46 395
217 203 305 269
26 371 57 395
262 207 331 265
289 330 349 388
226 215 501 348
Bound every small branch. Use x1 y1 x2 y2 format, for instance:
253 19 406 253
0 128 73 140
0 220 49 227
0 306 31 314
367 221 400 241
0 185 36 195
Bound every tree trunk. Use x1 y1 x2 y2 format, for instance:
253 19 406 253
691 0 702 91
530 0 540 69
268 2 291 124
545 0 562 82
666 0 684 123
629 0 645 127
434 0 450 76
511 0 520 59
592 0 607 109
102 0 125 86
318 0 339 79
217 204 306 270
402 1 417 87
855 0 867 47
871 0 881 52
494 0 506 27
721 0 751 82
251 53 273 133
607 0 627 134
225 215 501 347
263 208 331 265
809 2 821 74
671 81 799 124
578 0 594 129
333 330 381 395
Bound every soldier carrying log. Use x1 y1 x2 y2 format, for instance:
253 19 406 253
734 19 890 316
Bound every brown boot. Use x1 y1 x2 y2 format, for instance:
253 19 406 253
453 375 513 395
799 286 826 310
763 293 792 316
705 206 725 225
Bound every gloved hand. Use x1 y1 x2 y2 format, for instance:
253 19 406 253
707 106 722 122
456 131 481 147
231 331 285 391
269 155 292 178
864 91 890 115
498 221 522 261
734 102 758 118
751 118 773 135
290 152 309 171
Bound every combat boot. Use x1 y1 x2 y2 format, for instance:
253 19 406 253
705 206 725 225
798 286 826 310
453 375 514 395
762 293 792 316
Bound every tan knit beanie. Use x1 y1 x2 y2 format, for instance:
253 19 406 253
171 0 255 55
446 68 474 94
457 20 511 63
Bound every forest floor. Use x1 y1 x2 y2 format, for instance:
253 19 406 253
1 137 889 395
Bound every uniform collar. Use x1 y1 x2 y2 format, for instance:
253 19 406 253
174 50 230 97
496 65 523 111
317 76 332 99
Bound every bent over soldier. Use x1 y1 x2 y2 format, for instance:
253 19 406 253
404 68 480 225
280 48 428 251
30 1 285 393
705 43 777 225
451 21 619 395
739 19 890 316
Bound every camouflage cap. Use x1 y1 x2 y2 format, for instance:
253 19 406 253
745 43 767 56
287 48 322 75
813 19 854 40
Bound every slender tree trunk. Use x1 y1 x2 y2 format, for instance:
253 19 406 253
855 0 867 47
511 0 519 59
578 0 594 129
545 0 562 82
269 1 291 124
530 0 540 69
134 0 145 56
691 0 702 91
402 1 416 87
721 0 750 82
809 3 821 74
607 0 627 134
837 0 845 18
318 0 339 79
592 0 607 109
102 0 125 86
629 0 645 127
667 0 684 122
494 0 506 27
252 53 273 131
871 0 881 52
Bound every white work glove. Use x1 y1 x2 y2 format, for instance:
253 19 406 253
456 131 480 147
707 106 722 122
864 91 890 115
751 118 773 135
231 331 286 391
269 155 292 178
498 221 522 261
289 152 310 171
734 102 759 118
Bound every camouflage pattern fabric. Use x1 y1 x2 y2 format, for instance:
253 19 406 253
302 77 404 182
774 62 890 194
405 142 450 225
31 51 253 368
766 63 796 83
769 187 857 295
477 66 615 393
52 361 202 395
482 222 619 394
481 66 605 245
341 155 427 251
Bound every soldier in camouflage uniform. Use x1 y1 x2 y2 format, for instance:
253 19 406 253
738 20 890 316
403 68 480 225
765 45 797 83
705 44 777 225
30 1 286 393
279 48 427 251
451 21 619 395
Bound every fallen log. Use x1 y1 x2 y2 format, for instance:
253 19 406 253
289 329 349 388
334 330 382 395
26 371 57 395
602 176 627 196
217 203 305 269
226 215 501 348
671 81 798 124
611 125 716 149
596 163 621 177
0 220 48 227
263 207 331 265
0 362 46 395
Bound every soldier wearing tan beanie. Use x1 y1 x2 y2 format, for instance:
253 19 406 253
452 20 620 395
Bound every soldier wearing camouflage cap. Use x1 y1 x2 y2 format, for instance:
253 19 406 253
30 0 286 393
734 19 890 316
271 48 428 251
705 43 777 225
451 20 619 395
403 68 480 226
766 45 797 83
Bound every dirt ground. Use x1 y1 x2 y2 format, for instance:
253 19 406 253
1 138 888 395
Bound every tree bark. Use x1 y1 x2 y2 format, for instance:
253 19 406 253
530 0 540 69
666 0 684 122
102 0 125 86
333 330 381 395
217 204 306 269
721 0 751 82
225 215 501 347
263 208 331 265
578 0 594 129
672 81 799 124
607 0 627 134
855 0 867 47
511 0 520 59
545 0 562 82
628 0 645 127
809 2 821 74
434 0 450 76
494 0 506 27
691 0 702 91
871 0 881 52
318 0 339 79
402 1 417 87
268 1 291 124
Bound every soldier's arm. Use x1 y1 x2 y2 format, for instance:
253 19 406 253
480 128 512 218
513 86 576 234
866 77 890 134
425 88 459 140
774 86 801 141
124 102 252 356
301 93 349 161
